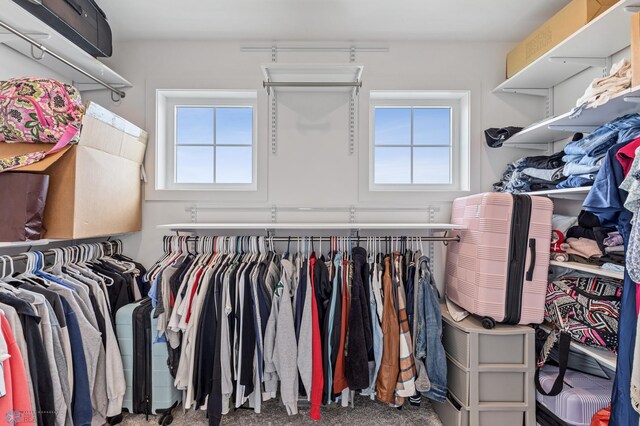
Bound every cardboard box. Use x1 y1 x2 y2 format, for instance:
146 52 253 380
632 13 640 88
0 102 148 239
506 0 618 78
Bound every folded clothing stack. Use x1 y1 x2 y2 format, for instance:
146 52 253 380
550 214 577 255
561 114 640 189
493 151 565 193
551 210 623 271
571 58 631 117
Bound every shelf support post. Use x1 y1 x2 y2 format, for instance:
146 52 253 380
190 206 198 223
271 205 277 223
428 207 436 273
270 45 278 155
349 46 357 155
545 87 554 119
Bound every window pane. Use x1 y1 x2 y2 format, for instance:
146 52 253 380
374 147 411 184
216 146 252 184
216 107 253 145
413 147 451 184
176 107 214 145
414 108 451 146
176 146 214 183
374 108 411 146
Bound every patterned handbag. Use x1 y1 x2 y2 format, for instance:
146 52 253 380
545 276 621 351
0 78 85 172
535 276 621 397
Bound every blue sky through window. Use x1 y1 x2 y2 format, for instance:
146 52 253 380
175 106 253 184
374 107 451 185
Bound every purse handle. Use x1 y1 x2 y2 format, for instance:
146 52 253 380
535 331 571 397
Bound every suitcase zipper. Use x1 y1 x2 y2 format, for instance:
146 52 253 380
504 194 532 324
143 300 153 419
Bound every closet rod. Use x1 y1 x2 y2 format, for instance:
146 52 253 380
183 235 460 243
0 19 127 100
5 241 118 263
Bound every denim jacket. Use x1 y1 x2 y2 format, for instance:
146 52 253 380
414 256 447 402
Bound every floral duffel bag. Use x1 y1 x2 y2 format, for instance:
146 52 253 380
0 77 86 172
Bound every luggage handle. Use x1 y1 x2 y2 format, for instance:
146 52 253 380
535 331 570 397
64 0 83 15
526 238 536 281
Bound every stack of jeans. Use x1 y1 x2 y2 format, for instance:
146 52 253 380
560 114 640 189
493 151 565 193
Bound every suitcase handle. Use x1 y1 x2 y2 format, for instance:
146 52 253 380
64 0 83 15
526 238 536 281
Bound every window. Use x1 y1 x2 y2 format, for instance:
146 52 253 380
369 91 470 191
156 90 257 191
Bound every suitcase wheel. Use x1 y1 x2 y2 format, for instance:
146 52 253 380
481 317 496 329
107 414 123 425
159 414 173 425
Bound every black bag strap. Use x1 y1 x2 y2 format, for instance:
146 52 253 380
535 331 571 397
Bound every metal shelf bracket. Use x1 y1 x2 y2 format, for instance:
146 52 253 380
548 56 607 68
547 124 599 131
500 88 549 97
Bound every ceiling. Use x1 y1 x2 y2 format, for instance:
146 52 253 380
97 0 571 42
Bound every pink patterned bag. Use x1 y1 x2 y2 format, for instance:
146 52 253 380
0 78 86 172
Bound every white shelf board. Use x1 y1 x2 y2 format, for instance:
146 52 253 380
549 260 624 280
524 187 591 197
504 86 640 147
551 85 640 128
495 0 636 92
540 324 617 369
0 0 132 92
503 119 573 146
159 222 465 231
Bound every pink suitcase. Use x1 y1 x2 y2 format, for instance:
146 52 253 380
446 192 553 328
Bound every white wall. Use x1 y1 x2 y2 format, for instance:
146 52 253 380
0 32 630 289
81 40 545 275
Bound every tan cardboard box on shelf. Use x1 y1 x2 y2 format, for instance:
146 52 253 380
506 0 618 78
0 102 148 239
632 13 640 88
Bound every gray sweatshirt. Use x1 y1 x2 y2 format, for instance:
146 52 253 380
273 259 298 415
297 257 313 400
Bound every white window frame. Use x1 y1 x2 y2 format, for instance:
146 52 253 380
156 89 258 191
369 90 470 192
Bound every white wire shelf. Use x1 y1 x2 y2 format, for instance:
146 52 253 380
550 260 624 280
0 239 63 249
158 223 465 231
261 63 363 94
0 0 132 94
540 324 617 369
0 232 134 250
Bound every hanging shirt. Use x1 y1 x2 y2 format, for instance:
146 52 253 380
0 312 33 425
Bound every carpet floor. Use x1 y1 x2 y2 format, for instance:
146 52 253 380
121 395 444 425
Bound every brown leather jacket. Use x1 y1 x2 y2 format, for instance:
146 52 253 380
375 255 400 403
